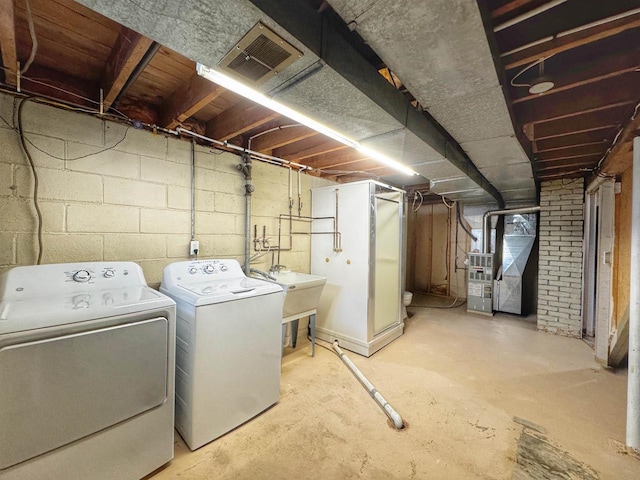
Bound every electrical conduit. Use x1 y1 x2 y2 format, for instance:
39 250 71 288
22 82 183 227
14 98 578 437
332 342 404 430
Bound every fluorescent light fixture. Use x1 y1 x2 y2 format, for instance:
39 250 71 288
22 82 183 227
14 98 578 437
356 145 418 176
197 63 417 176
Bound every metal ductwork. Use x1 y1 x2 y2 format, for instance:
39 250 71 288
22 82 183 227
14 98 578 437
482 206 541 254
77 0 507 206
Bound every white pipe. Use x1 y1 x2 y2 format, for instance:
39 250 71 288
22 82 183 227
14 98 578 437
482 206 541 254
627 136 640 452
494 0 567 32
332 342 404 430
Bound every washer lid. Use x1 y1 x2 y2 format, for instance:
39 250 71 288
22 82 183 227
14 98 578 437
0 286 175 336
163 276 282 306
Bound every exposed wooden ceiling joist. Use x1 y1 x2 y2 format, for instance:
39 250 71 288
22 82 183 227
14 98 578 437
0 0 17 86
510 48 640 104
160 73 225 129
502 11 640 69
490 0 545 20
535 128 616 151
101 27 155 108
273 136 348 161
250 126 318 153
536 143 607 160
302 150 369 169
513 72 638 124
495 1 640 54
528 103 633 140
205 101 280 142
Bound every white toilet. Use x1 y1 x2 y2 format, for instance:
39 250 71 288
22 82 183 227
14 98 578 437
402 291 413 319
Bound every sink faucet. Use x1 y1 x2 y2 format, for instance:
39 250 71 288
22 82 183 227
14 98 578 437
269 264 287 274
249 268 276 281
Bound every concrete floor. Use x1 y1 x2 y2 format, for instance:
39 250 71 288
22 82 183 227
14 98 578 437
149 298 638 479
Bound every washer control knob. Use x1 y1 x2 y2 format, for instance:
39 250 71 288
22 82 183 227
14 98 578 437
204 264 215 274
220 264 228 272
104 269 115 278
73 270 91 283
189 267 198 275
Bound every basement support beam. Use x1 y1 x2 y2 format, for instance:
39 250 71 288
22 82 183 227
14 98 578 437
628 136 640 453
101 27 155 108
0 0 17 86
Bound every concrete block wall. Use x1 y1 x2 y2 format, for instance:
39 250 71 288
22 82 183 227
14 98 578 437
537 179 584 337
0 93 329 300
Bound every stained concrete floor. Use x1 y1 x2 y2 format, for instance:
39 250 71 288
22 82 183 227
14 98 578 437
149 297 638 479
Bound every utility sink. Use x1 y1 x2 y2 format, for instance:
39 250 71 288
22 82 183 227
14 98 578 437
269 271 327 318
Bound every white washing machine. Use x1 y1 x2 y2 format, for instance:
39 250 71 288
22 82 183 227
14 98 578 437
160 259 283 451
0 262 176 480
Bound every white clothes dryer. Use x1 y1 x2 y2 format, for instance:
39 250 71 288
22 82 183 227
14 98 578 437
161 259 283 450
0 262 176 480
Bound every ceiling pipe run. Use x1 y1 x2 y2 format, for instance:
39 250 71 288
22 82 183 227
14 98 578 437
482 206 541 253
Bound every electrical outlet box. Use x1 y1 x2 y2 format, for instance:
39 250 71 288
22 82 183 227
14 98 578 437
190 240 199 256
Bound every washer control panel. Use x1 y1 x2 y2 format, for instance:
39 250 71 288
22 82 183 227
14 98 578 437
184 260 236 277
164 259 244 286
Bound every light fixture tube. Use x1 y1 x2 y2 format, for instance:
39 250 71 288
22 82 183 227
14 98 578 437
197 63 417 176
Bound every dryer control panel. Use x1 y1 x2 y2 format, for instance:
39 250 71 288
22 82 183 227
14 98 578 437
0 262 148 301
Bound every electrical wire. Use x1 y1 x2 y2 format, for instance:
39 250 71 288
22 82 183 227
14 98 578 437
441 196 455 209
0 98 131 160
510 54 555 88
20 0 38 75
17 98 43 264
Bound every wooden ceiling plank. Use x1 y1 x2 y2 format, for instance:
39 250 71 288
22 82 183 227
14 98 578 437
160 73 226 129
205 100 280 141
503 12 640 70
250 126 318 153
0 0 17 86
19 63 99 107
599 112 640 176
513 73 638 125
510 48 640 103
101 27 155 108
273 136 348 161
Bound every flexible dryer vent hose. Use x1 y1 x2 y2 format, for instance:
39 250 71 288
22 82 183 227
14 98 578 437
332 341 405 430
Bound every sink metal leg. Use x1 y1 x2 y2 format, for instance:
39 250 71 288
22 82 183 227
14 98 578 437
291 319 299 348
310 313 316 357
